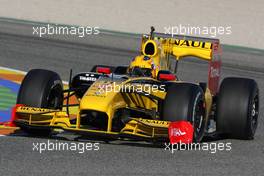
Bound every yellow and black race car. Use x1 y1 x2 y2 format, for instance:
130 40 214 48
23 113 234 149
13 27 259 143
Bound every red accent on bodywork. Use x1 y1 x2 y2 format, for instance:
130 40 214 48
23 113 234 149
208 60 221 95
4 104 24 127
208 42 222 95
168 121 193 144
96 67 111 74
158 73 176 81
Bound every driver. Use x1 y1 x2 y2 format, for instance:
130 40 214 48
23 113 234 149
128 55 159 78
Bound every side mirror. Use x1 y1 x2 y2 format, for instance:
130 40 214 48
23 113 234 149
157 70 176 81
96 67 111 74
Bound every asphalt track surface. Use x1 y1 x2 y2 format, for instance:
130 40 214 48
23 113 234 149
0 21 264 176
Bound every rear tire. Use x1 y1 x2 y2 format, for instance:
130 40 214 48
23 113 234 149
216 77 259 139
17 69 63 136
162 83 206 142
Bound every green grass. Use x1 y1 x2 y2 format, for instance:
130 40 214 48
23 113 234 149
0 86 16 111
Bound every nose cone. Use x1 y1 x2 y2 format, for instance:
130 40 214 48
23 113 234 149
79 81 123 112
80 88 114 112
80 92 117 112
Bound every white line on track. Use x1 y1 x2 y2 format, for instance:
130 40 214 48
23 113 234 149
0 66 69 84
0 66 27 74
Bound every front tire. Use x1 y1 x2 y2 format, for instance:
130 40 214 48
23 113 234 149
17 69 64 136
162 83 206 142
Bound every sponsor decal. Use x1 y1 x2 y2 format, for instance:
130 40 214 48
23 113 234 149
79 76 96 81
170 128 186 137
19 106 49 112
162 39 212 49
210 66 220 78
139 119 169 125
208 60 221 95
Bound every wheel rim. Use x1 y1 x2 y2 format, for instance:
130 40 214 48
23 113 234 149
47 85 63 109
251 95 259 134
193 100 204 140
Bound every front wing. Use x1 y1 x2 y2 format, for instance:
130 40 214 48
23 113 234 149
14 106 170 142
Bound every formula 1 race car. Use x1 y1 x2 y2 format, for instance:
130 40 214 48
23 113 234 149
13 27 259 143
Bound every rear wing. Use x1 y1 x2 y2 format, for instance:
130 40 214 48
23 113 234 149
142 33 222 95
142 33 221 60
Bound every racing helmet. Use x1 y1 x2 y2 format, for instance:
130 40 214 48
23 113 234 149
128 55 158 78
